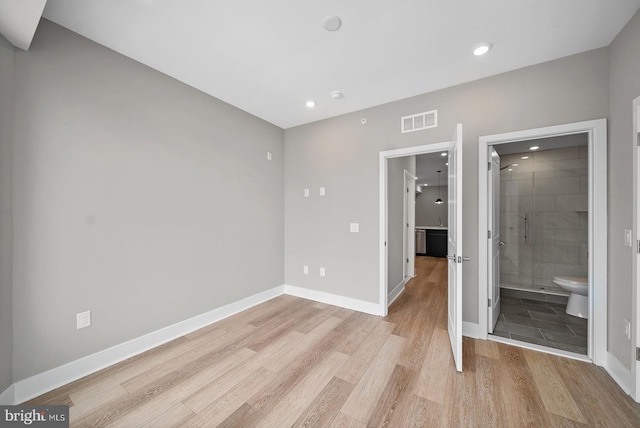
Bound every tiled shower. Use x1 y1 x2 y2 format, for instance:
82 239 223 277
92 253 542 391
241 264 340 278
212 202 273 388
499 145 588 296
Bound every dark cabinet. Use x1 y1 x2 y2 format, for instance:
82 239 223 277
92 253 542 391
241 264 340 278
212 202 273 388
425 229 447 258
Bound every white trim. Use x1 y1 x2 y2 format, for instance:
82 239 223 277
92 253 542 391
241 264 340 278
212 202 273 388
0 384 15 406
388 280 406 306
11 285 285 404
284 284 382 316
478 119 608 367
380 142 451 317
605 352 633 395
488 335 591 363
462 322 481 339
632 95 640 402
403 170 416 284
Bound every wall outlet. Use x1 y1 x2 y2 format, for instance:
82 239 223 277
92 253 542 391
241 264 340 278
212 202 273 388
350 223 359 233
624 319 631 340
303 265 309 274
319 187 325 196
304 188 309 197
320 267 325 277
625 229 632 247
267 152 272 160
77 311 91 329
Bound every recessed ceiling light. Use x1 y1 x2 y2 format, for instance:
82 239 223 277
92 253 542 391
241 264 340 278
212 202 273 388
530 145 540 151
440 152 447 157
508 168 513 172
330 91 343 99
323 15 342 32
305 100 316 108
521 156 529 159
473 42 493 56
512 163 519 167
445 162 449 166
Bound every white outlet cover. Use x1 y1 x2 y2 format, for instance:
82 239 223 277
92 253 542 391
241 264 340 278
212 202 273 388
624 229 632 247
304 188 309 197
350 223 359 233
77 311 91 329
303 265 309 274
320 267 325 277
320 187 325 196
267 152 272 160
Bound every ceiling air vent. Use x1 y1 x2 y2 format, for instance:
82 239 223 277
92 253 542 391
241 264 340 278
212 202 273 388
401 110 437 134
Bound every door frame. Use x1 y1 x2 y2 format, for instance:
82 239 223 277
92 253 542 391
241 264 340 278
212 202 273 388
632 95 640 401
477 119 607 366
403 169 416 284
379 140 451 315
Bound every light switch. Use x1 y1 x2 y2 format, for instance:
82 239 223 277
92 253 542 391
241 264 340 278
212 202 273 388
267 152 272 160
350 223 359 233
304 188 309 197
303 265 309 275
320 187 326 196
320 267 325 277
625 229 632 247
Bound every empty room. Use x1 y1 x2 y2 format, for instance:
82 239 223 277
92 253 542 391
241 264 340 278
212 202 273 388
2 1 640 426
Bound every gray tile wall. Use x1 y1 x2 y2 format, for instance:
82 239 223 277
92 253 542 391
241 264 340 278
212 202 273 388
500 145 588 293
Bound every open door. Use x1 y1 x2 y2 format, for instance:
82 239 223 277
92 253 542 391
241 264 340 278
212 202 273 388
488 147 501 332
447 123 463 372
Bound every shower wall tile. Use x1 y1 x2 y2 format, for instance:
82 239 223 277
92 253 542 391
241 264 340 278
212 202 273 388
534 195 556 211
556 194 588 212
500 146 588 292
534 176 580 195
535 211 580 229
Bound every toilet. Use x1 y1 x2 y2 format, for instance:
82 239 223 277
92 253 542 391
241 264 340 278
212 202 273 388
553 276 588 318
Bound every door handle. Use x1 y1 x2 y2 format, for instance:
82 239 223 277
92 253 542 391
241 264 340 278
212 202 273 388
462 256 471 262
499 241 506 246
446 255 456 262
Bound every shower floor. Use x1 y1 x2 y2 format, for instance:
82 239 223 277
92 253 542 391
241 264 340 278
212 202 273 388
492 291 587 355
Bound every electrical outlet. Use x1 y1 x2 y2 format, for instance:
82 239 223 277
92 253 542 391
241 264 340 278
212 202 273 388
77 311 91 329
304 188 309 197
320 267 325 277
319 187 325 196
350 223 359 233
625 229 632 247
624 319 631 340
303 265 309 274
267 152 272 160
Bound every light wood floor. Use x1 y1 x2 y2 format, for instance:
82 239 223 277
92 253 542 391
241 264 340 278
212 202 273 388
27 257 640 427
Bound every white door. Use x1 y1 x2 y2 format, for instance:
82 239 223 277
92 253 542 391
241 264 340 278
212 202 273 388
634 95 640 401
488 147 501 332
447 123 463 372
404 170 416 282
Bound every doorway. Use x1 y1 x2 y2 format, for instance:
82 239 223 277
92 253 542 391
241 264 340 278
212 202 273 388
380 123 464 371
478 119 607 366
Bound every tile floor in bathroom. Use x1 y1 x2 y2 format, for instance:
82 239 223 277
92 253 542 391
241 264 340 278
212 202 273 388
491 288 587 355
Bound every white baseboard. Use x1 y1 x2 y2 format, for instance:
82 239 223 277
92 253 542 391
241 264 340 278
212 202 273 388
284 284 382 316
388 280 405 306
462 322 481 339
11 285 285 405
0 384 15 406
605 352 633 395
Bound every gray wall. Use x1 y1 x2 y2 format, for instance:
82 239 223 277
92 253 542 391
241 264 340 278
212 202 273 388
11 20 284 381
0 35 14 393
387 156 415 293
284 48 609 321
416 186 448 227
608 9 640 370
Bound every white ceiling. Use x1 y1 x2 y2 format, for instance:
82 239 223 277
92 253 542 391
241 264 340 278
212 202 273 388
0 0 47 50
36 0 640 129
416 153 449 188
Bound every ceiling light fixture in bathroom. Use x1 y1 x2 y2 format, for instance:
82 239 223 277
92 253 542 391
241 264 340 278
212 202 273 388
440 152 447 157
530 145 540 151
473 42 493 56
305 100 316 108
435 170 444 204
512 163 519 167
521 156 529 159
330 91 343 99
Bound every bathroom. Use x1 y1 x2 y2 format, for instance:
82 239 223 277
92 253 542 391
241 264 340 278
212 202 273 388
491 134 589 355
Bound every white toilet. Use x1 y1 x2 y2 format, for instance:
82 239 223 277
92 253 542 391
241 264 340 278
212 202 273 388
553 276 588 319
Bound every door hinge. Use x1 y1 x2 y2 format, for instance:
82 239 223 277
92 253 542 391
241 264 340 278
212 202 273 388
636 347 640 361
407 258 409 263
488 298 492 307
637 132 640 146
488 230 492 239
637 240 640 254
407 187 409 193
488 162 491 171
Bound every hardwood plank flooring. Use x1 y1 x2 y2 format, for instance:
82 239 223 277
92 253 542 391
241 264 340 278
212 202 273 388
26 256 640 427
